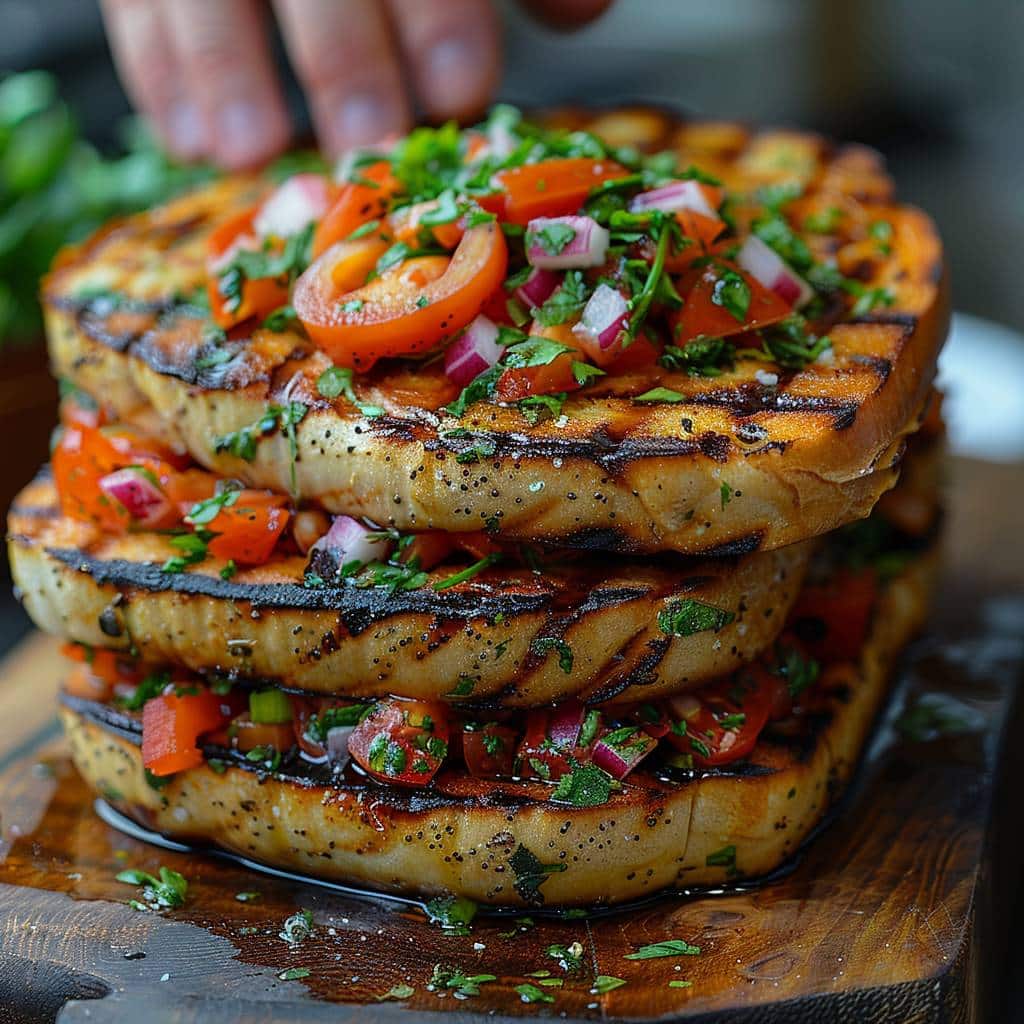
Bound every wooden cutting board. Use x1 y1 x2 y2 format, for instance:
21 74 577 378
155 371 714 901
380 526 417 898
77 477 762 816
1 456 1022 1024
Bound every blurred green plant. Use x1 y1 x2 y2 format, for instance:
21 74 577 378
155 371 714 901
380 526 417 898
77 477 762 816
0 69 219 345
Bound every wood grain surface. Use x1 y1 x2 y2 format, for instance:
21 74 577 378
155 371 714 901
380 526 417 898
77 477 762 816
0 456 1022 1024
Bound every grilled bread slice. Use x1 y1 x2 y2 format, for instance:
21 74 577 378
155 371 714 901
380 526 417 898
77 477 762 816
8 472 809 706
44 116 947 557
60 537 937 907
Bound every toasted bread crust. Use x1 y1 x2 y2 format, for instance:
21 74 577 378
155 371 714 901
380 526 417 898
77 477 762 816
43 116 948 556
60 544 936 907
8 473 810 705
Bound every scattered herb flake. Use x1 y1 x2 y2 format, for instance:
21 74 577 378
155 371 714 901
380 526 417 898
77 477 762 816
625 939 701 960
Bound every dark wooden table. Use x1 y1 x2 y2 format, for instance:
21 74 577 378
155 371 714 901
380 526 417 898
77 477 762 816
1 457 1022 1024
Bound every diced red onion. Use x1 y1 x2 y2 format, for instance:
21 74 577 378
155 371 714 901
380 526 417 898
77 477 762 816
253 174 331 239
736 235 813 308
326 726 354 766
572 283 629 365
592 730 657 780
311 515 391 566
98 468 171 527
629 180 716 218
548 699 585 750
526 216 609 269
514 267 561 310
444 314 506 387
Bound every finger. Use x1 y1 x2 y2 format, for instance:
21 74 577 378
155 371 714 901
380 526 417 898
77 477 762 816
99 0 205 158
386 0 500 123
273 0 410 158
162 0 291 169
519 0 615 30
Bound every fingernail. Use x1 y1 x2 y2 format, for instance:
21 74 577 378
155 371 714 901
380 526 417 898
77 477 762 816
423 36 490 118
215 99 268 169
332 93 406 152
166 102 206 159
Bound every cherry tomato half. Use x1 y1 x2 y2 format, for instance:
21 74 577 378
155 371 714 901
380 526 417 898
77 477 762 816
348 700 451 787
206 209 290 329
788 568 878 663
313 161 400 257
294 222 508 371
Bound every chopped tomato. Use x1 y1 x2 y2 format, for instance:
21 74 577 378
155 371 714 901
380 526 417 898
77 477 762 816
516 702 590 781
672 262 792 345
312 161 400 257
294 221 508 372
463 723 518 778
676 209 727 249
495 322 585 402
142 690 229 776
402 532 457 571
348 700 450 787
664 669 781 768
206 209 290 329
205 492 290 565
788 567 878 663
607 333 660 374
50 425 163 531
494 158 629 224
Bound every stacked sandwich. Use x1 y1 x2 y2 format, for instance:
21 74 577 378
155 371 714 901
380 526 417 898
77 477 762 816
8 107 948 907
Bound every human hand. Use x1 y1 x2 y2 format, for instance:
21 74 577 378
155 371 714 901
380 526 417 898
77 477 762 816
99 0 614 169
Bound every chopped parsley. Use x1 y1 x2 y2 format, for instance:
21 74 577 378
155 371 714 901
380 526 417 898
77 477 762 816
378 983 415 1000
425 894 478 936
278 967 311 982
592 976 628 994
216 224 313 314
711 269 751 323
433 552 501 591
658 599 735 637
625 939 701 960
316 365 384 418
530 636 574 674
720 480 733 508
660 336 735 377
262 304 298 332
427 964 497 999
515 983 556 1004
518 392 566 424
706 844 738 874
527 222 576 256
508 843 566 903
116 865 188 910
634 387 685 403
551 763 615 807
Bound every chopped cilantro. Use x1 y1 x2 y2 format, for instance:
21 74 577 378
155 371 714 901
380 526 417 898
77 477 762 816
634 386 685 403
316 365 384 418
551 763 614 807
527 222 576 256
115 865 188 909
592 976 627 994
711 269 751 322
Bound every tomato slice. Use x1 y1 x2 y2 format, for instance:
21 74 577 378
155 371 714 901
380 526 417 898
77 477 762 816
142 690 230 776
295 221 508 371
672 262 792 345
206 209 290 329
463 723 518 778
494 158 628 224
205 492 290 565
348 700 450 787
313 161 400 257
787 568 878 663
